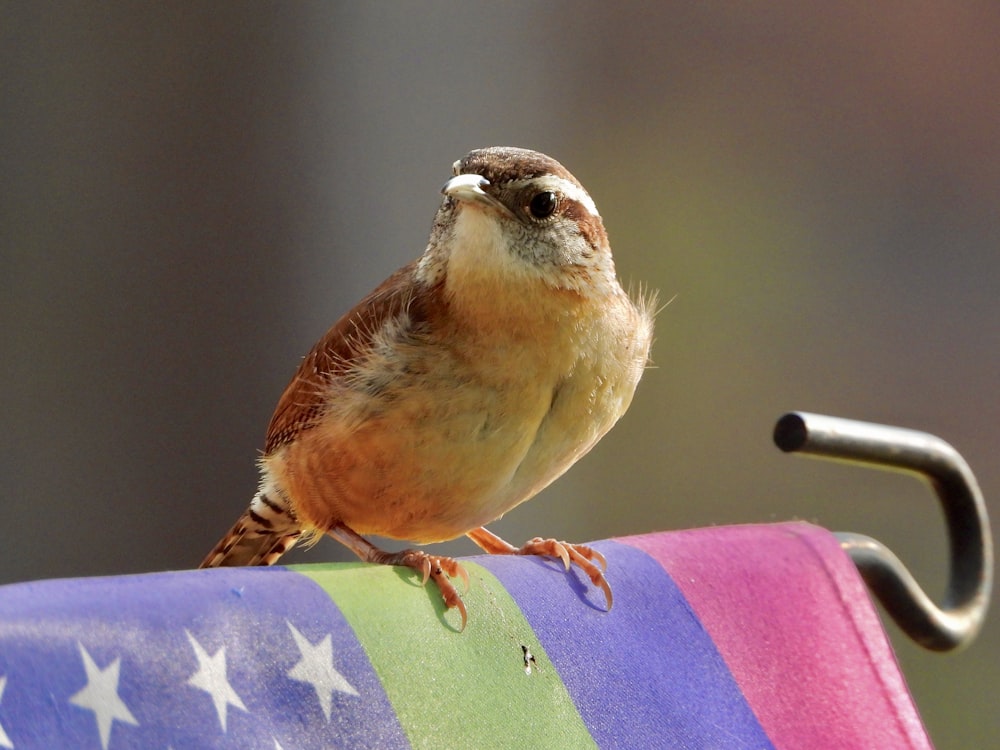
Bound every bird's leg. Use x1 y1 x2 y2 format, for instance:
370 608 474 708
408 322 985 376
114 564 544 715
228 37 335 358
327 523 469 630
466 527 613 610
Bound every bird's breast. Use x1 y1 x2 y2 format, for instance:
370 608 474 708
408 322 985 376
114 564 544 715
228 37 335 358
265 290 651 544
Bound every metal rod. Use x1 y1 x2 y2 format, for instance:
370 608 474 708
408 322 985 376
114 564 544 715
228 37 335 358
773 411 993 651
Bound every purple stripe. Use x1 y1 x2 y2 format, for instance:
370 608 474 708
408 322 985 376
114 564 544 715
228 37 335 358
477 541 775 749
0 567 409 749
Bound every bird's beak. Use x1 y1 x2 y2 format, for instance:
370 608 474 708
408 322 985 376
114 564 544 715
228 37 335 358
442 174 514 218
442 173 489 200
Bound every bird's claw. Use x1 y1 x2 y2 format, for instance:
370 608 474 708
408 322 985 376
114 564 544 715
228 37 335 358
466 527 613 611
515 538 613 611
394 550 469 631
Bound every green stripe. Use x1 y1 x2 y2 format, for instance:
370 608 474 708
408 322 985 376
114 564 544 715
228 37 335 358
296 561 597 750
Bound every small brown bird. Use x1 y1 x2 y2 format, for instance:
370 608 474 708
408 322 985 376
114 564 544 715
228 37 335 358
201 147 655 628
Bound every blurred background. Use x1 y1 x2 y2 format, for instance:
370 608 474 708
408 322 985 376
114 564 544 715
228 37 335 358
2 3 997 745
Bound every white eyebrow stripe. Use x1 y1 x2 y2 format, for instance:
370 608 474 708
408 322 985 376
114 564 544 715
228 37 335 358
503 175 599 217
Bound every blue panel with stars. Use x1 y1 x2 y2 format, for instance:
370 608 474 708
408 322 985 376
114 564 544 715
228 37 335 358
0 567 410 750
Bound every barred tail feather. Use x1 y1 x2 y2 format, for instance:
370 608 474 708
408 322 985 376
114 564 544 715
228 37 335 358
199 491 302 567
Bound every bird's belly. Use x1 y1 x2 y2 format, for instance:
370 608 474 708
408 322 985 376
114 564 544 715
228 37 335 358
267 369 570 543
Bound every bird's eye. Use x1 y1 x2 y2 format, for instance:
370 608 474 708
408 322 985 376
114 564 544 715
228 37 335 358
528 191 558 219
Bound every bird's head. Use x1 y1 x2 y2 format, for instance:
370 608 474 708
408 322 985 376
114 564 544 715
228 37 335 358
418 147 620 302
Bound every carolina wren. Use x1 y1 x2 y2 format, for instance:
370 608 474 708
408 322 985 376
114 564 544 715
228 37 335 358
201 147 655 628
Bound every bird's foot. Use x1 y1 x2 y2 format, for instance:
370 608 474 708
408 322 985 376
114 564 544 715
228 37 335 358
374 548 470 631
326 524 469 630
467 527 613 610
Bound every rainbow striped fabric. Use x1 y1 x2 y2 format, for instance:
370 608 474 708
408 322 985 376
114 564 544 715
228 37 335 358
0 523 931 749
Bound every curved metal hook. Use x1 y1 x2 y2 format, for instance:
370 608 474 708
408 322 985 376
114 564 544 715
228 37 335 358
773 411 992 652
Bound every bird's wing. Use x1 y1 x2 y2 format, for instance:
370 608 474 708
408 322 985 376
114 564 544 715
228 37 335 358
264 261 423 455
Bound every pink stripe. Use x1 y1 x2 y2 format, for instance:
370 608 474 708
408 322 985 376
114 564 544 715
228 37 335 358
619 523 932 750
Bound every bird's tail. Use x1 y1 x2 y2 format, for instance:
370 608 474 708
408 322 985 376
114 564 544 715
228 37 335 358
200 490 303 567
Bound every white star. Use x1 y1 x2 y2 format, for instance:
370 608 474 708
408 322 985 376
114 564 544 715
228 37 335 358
184 631 247 732
68 644 139 750
0 675 13 749
286 621 358 721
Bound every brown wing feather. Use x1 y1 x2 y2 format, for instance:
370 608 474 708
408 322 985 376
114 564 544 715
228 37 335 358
264 261 422 455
